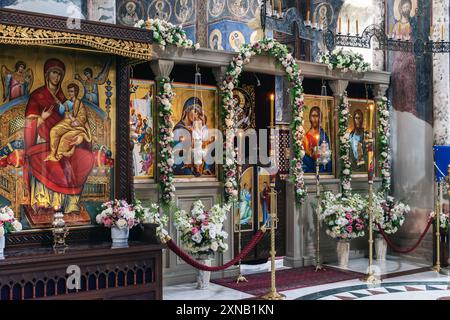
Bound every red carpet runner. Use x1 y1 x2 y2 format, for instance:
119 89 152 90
211 266 363 296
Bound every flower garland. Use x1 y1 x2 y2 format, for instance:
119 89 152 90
157 77 176 205
337 92 352 195
221 38 307 204
377 97 391 194
135 18 200 50
318 48 371 73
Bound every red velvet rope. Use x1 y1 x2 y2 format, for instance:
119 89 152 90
376 218 434 254
166 230 266 271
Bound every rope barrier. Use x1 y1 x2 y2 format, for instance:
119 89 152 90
165 230 267 272
376 218 434 254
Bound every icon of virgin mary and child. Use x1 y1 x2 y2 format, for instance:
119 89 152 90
24 58 94 215
173 97 215 177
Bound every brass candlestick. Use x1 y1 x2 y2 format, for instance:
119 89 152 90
53 207 68 254
261 125 285 300
361 132 379 284
314 161 325 272
432 181 442 273
236 161 248 284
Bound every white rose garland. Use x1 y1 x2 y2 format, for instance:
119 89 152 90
157 77 176 205
135 18 200 50
377 97 391 194
221 39 307 204
319 48 371 73
337 92 352 195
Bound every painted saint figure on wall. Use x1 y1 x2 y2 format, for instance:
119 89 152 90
302 106 332 173
391 0 417 116
24 58 95 215
1 61 33 102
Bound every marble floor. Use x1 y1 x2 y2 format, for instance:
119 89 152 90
164 258 450 300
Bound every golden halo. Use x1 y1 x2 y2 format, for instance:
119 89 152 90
62 79 85 102
393 0 417 21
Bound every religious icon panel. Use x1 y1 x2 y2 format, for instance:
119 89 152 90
130 79 155 180
257 167 277 229
348 98 376 174
234 167 254 233
0 45 116 229
302 95 334 177
171 83 218 180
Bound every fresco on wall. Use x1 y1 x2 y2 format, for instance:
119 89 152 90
2 0 86 18
0 45 116 229
114 0 196 41
87 0 116 23
387 0 432 123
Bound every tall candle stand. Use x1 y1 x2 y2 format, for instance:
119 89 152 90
314 141 331 272
432 181 442 273
236 160 248 284
361 127 379 284
53 206 68 254
261 105 285 300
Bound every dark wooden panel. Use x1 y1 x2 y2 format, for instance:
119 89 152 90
0 8 153 43
0 242 163 300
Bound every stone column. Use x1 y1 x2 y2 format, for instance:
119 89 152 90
432 1 450 145
432 0 450 271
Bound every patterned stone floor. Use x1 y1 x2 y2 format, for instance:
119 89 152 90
164 259 450 300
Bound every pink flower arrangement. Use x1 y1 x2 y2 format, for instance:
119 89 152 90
96 199 139 230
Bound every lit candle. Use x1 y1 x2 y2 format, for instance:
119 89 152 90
278 0 282 17
441 25 445 41
368 103 374 132
339 17 342 34
347 18 350 34
271 0 275 15
356 20 359 34
306 10 310 23
270 93 275 126
313 11 316 27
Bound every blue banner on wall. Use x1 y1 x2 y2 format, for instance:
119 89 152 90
434 146 450 182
